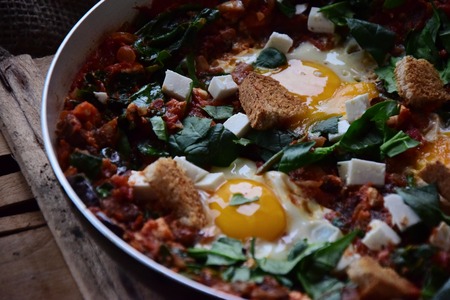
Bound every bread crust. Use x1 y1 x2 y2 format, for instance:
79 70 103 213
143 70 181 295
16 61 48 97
419 160 450 202
239 72 305 130
143 157 206 229
347 256 419 300
395 56 450 111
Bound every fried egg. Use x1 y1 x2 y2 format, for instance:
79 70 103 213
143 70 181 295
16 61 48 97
202 158 342 259
214 38 379 131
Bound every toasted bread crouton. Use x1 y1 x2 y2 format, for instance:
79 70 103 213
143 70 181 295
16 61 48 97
239 72 305 130
419 160 450 202
347 256 419 300
395 56 450 111
143 157 206 229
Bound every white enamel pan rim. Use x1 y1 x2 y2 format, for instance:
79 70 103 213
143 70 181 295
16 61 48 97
41 1 240 299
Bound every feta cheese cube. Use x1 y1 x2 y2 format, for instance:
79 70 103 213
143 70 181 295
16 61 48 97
208 75 238 100
362 219 401 251
345 93 370 123
338 158 386 186
93 91 108 104
295 4 308 15
173 156 208 183
128 170 150 201
307 7 335 34
162 70 193 101
383 194 421 231
264 32 293 54
430 222 450 251
223 113 251 138
195 173 226 192
328 119 350 142
336 245 361 272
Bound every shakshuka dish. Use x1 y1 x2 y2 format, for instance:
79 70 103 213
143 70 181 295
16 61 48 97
55 0 450 298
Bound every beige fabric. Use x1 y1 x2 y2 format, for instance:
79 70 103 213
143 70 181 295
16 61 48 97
0 0 99 57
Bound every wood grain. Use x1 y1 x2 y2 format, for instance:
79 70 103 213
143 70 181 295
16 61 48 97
0 226 82 300
0 172 34 207
0 131 10 156
0 211 46 236
0 55 198 300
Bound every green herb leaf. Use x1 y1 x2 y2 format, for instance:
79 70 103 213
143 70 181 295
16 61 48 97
339 100 400 155
246 129 295 161
396 185 450 227
278 142 337 173
202 106 234 120
188 237 246 266
169 117 240 167
137 143 170 157
150 116 168 141
129 82 164 108
96 182 114 198
380 130 420 158
320 2 354 26
276 0 296 18
375 56 401 93
346 18 396 65
254 47 287 69
69 151 103 179
229 193 259 206
405 7 441 67
311 116 340 136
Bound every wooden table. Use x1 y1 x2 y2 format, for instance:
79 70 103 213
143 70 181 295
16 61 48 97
0 55 213 299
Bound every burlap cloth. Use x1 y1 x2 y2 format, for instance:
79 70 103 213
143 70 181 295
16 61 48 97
0 0 99 57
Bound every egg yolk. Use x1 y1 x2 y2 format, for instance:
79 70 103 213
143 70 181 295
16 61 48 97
415 133 450 169
268 59 378 130
208 179 286 241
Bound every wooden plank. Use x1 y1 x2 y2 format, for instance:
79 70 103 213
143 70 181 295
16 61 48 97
0 226 82 300
0 131 10 156
0 172 34 207
0 211 46 236
0 55 199 299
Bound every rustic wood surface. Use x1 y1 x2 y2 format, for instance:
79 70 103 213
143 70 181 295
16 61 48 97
0 55 211 299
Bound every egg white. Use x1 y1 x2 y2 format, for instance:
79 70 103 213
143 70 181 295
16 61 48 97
199 158 342 260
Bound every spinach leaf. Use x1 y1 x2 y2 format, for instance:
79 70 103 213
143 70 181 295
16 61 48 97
202 105 234 120
246 129 295 161
222 267 252 283
296 231 359 299
406 7 441 67
186 53 203 88
129 82 164 108
188 237 246 266
391 244 437 278
96 182 114 198
150 116 168 141
254 48 287 69
320 2 354 26
169 117 240 167
339 100 399 155
137 143 170 157
69 151 103 179
134 7 219 70
396 184 450 227
229 193 259 206
346 18 396 65
380 130 420 158
276 0 296 18
278 142 337 172
375 56 401 93
311 116 340 136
